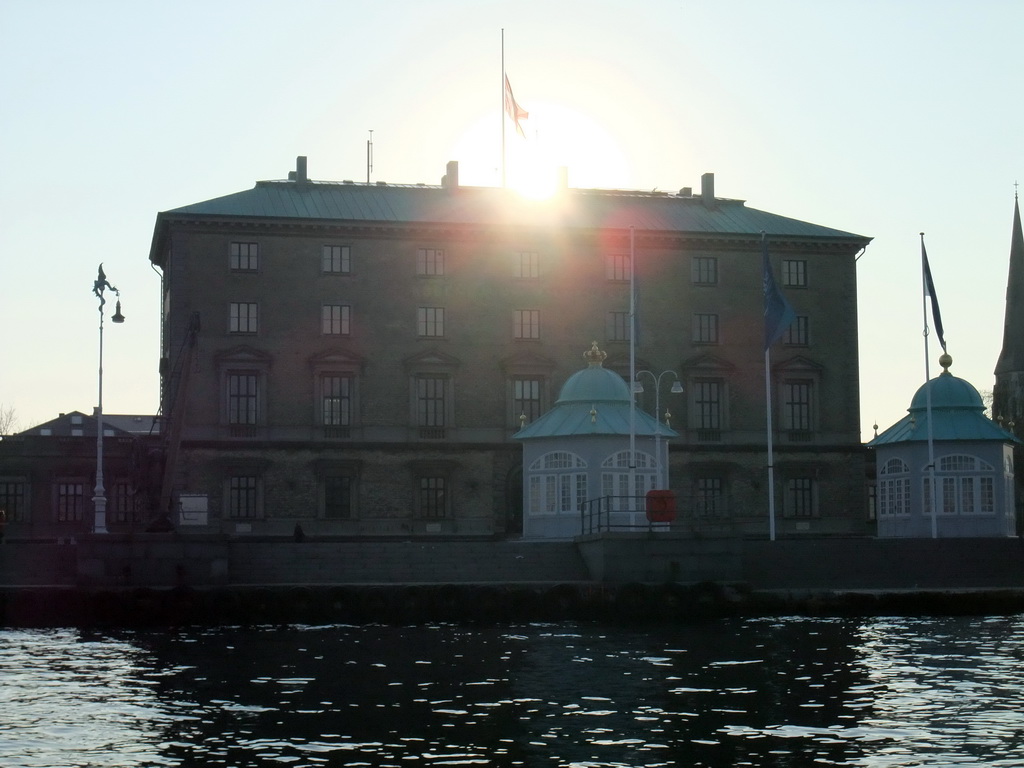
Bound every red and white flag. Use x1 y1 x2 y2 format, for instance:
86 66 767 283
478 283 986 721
504 74 528 138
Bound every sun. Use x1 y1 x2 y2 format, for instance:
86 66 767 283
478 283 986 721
450 101 632 196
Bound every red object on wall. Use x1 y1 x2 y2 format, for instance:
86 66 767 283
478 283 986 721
645 490 677 523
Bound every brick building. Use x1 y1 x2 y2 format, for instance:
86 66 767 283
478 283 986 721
146 157 871 538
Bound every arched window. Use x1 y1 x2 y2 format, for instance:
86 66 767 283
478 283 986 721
528 451 588 515
923 453 996 516
601 450 658 509
878 456 910 516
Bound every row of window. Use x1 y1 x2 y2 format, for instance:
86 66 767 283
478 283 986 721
228 242 811 288
227 302 812 346
877 455 1008 517
222 371 817 435
526 451 818 517
0 479 140 524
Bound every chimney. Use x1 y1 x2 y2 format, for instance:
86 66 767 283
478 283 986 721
295 156 308 184
442 160 459 191
557 166 569 191
701 172 715 208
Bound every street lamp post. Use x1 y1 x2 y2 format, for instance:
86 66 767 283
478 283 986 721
633 370 684 489
92 264 124 534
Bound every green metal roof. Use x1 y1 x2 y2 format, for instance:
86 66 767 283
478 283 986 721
868 370 1018 446
151 177 870 265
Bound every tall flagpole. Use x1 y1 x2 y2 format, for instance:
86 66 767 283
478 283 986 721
501 29 506 188
629 226 637 510
921 232 938 538
765 346 776 541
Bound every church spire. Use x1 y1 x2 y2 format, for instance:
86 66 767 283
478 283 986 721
995 191 1024 376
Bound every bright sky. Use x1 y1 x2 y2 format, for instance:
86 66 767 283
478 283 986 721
2 0 1022 443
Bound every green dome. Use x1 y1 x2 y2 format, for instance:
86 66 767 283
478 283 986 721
556 364 631 404
909 371 984 413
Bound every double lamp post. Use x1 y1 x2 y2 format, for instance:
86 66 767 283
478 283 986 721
92 264 125 534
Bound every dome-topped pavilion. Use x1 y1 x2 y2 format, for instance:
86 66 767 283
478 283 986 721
868 354 1018 537
515 342 678 538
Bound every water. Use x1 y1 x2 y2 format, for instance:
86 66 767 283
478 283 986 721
2 616 1024 767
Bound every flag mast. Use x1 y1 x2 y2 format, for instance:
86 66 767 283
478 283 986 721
921 232 939 538
501 29 506 188
629 225 638 508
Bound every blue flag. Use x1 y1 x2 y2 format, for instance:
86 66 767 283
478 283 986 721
763 234 796 351
921 240 946 352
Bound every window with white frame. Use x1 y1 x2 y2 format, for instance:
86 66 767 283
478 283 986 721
878 457 911 516
606 252 630 281
322 304 351 335
416 247 445 276
321 374 353 428
515 250 539 278
692 379 723 431
416 376 447 433
417 307 444 337
785 477 816 517
229 302 258 334
57 481 85 522
922 454 997 515
691 256 718 286
0 480 27 523
227 474 259 518
512 377 543 425
322 244 351 274
513 309 540 339
528 451 588 515
693 313 719 344
227 373 259 425
782 380 813 431
230 242 259 272
694 477 726 516
782 259 807 287
601 450 658 510
783 316 810 346
606 311 629 342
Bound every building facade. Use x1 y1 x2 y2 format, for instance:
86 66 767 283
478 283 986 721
147 158 872 538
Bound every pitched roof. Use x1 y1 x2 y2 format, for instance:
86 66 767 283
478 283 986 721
151 172 871 265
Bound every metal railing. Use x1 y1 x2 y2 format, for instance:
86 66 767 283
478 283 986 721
579 494 740 535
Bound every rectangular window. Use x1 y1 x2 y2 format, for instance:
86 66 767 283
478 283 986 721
0 481 26 523
322 374 352 427
109 480 138 524
513 377 542 424
691 256 718 285
230 242 258 272
786 477 815 517
783 380 812 431
57 482 85 522
783 316 810 346
418 476 446 518
322 304 351 335
417 307 445 337
228 373 259 425
513 309 540 339
606 252 630 281
693 313 719 344
324 475 353 519
229 302 258 334
417 376 447 428
782 259 807 287
606 311 629 342
695 477 724 516
516 251 539 278
693 380 722 430
228 475 258 519
322 245 351 274
416 248 445 276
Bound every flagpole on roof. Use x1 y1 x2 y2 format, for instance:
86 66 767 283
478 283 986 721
501 29 506 189
629 225 637 509
921 232 939 538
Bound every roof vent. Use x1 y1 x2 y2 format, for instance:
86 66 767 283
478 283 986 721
289 156 308 184
679 187 692 197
